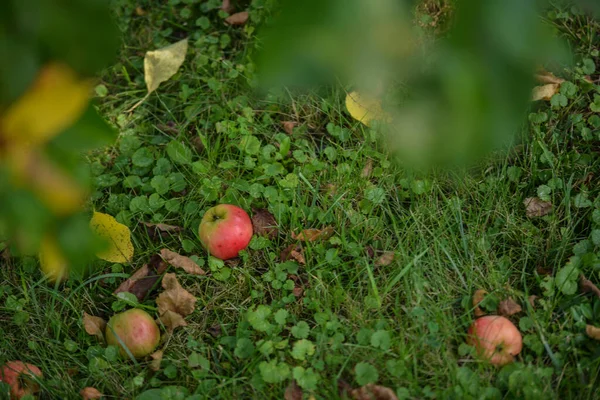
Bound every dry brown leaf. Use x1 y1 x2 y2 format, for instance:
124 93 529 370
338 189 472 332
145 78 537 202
156 273 197 317
524 197 552 218
535 70 565 85
150 350 164 371
252 208 279 239
221 0 233 13
83 312 106 341
472 290 488 317
282 121 297 135
208 324 222 338
580 275 600 299
160 249 206 275
157 310 188 332
284 380 303 400
497 298 522 317
361 159 374 179
528 295 538 308
586 325 600 340
290 248 306 265
292 286 304 298
280 243 305 264
292 226 334 242
225 11 249 25
114 255 169 301
143 222 183 240
351 384 399 400
532 84 560 101
374 252 394 267
80 387 103 400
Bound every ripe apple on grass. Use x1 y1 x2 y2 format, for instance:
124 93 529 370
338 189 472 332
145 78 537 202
467 315 523 366
199 204 253 260
0 361 43 399
105 308 160 359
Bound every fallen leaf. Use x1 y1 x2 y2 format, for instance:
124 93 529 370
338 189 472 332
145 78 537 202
280 243 305 264
531 84 560 101
282 121 297 135
135 6 146 16
160 249 206 275
292 286 304 298
528 295 538 308
67 367 79 377
90 211 134 263
284 380 302 400
292 227 334 242
156 273 197 317
150 350 163 371
580 275 600 299
128 38 188 112
157 310 188 332
80 387 103 399
535 69 564 85
361 159 374 178
252 209 279 239
221 0 232 13
365 246 375 258
143 222 183 240
472 289 488 317
208 324 222 338
225 11 249 25
351 384 399 400
1 63 92 147
345 91 389 127
497 298 522 317
523 197 552 218
585 325 600 340
83 312 106 341
114 254 168 301
374 252 394 267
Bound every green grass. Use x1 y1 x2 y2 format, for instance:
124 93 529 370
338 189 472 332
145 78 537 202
2 0 600 399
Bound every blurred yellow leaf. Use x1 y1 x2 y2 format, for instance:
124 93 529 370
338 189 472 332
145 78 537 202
39 235 69 283
89 211 134 263
531 84 559 101
1 63 92 147
8 150 87 215
146 39 188 93
345 91 389 127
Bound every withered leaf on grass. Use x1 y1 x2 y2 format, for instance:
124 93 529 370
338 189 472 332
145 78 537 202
225 11 249 25
361 159 373 178
531 84 560 101
350 384 399 400
292 226 334 242
535 69 565 85
524 197 552 218
252 208 278 239
80 387 103 400
374 252 394 267
221 0 232 13
280 243 305 265
114 254 168 301
160 249 206 275
158 310 188 332
282 121 297 135
150 350 164 371
586 325 600 340
284 380 303 400
156 273 197 317
497 298 522 317
580 275 600 299
83 312 106 341
143 222 183 239
528 295 538 308
472 289 488 317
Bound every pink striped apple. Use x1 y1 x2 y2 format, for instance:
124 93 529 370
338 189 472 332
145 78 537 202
467 315 523 366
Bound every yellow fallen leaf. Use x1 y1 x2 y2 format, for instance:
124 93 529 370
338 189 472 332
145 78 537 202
145 38 188 93
89 212 134 263
531 84 560 101
586 325 600 340
1 63 92 147
345 91 389 127
39 234 69 283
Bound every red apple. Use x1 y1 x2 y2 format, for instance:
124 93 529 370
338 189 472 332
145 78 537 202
105 308 160 359
0 361 43 399
198 204 253 260
467 315 523 366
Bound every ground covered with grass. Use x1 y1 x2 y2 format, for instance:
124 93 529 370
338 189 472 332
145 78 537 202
2 0 600 399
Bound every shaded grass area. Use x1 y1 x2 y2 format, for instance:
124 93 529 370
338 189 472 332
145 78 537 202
1 0 600 399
